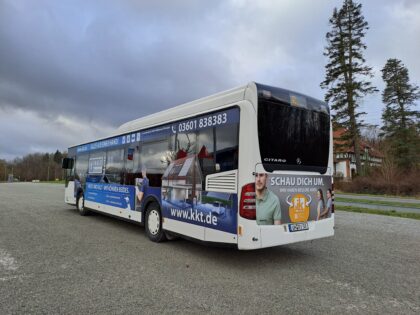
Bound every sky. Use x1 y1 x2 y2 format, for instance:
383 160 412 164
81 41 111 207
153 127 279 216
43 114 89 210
0 0 419 160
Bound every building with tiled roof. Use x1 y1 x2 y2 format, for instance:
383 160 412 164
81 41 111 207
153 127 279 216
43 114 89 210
333 129 383 179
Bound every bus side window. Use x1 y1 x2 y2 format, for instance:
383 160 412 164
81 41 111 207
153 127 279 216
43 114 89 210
175 132 196 159
75 154 89 184
106 148 125 184
197 127 215 185
215 123 239 172
124 144 141 186
140 140 172 187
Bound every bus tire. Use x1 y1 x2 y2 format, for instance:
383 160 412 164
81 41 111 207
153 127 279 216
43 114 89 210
145 202 166 242
76 194 89 216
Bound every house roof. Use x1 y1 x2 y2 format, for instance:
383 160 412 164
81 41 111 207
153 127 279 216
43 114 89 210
333 128 383 158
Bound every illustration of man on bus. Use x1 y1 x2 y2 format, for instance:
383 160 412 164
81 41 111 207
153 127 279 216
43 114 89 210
135 167 149 210
255 172 281 225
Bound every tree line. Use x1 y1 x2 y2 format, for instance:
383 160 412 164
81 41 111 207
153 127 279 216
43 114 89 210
322 0 419 174
0 150 67 182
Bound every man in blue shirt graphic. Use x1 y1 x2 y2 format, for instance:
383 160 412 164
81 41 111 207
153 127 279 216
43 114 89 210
136 168 149 207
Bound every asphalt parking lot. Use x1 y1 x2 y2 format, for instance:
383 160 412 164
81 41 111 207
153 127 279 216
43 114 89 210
0 183 419 314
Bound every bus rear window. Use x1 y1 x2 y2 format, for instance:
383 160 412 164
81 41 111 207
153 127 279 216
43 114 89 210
258 100 330 173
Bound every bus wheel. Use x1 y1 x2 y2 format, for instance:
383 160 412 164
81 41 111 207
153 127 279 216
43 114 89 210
76 194 89 216
145 202 166 242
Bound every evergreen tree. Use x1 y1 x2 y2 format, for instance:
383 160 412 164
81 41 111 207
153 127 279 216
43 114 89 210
381 58 420 170
53 150 63 165
321 0 377 175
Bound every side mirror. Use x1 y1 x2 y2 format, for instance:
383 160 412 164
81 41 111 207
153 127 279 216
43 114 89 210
62 158 74 169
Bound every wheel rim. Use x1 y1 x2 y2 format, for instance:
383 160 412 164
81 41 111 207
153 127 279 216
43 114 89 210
79 196 84 211
148 209 160 235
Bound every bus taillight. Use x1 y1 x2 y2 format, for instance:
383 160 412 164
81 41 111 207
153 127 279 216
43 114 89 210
240 183 256 220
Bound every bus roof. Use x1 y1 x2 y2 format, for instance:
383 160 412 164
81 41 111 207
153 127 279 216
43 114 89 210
68 81 327 150
69 82 257 149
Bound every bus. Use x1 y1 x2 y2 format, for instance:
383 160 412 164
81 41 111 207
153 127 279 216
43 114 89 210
62 82 334 250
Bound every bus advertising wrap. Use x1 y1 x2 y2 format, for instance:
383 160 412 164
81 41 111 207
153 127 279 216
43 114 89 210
85 182 136 210
162 192 238 234
160 156 237 234
255 174 332 225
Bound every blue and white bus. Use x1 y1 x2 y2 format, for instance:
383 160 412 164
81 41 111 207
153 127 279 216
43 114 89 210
62 82 334 249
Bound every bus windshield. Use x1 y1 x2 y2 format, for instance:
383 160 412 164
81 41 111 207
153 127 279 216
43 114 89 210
257 84 330 173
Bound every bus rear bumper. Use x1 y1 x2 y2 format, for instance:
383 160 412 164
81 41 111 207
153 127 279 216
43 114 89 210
238 214 335 250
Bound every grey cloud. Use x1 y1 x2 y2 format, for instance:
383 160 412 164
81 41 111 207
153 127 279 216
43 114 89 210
0 0 234 127
0 107 114 159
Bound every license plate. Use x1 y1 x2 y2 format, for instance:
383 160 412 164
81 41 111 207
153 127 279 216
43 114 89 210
288 222 309 232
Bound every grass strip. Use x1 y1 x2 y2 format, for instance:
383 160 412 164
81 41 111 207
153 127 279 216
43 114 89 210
336 206 420 220
336 191 420 200
335 197 420 209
